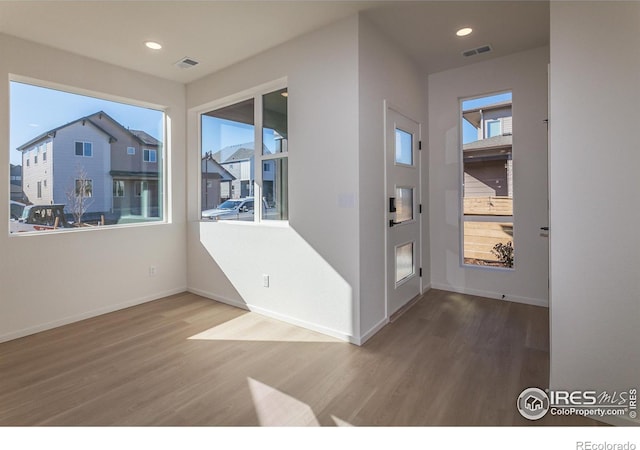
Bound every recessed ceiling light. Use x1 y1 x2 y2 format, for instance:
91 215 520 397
145 41 162 50
456 28 473 37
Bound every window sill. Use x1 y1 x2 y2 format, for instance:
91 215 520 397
198 219 289 228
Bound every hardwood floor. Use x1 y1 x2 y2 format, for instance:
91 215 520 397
0 289 602 426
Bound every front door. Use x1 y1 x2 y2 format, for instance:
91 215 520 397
386 107 422 317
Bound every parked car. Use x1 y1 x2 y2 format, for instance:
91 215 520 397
10 204 73 233
202 197 268 221
10 200 26 220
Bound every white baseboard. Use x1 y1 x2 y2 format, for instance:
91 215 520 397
247 304 355 344
0 286 188 344
187 287 249 311
187 287 356 344
430 282 548 308
421 282 432 294
358 317 389 345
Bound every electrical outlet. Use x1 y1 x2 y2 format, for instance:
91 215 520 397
149 266 157 277
263 274 269 288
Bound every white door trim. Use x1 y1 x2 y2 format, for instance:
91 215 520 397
384 100 423 320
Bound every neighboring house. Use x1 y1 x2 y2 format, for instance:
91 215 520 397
211 142 276 202
201 152 235 210
86 112 162 219
18 116 114 215
9 164 27 203
17 111 162 221
462 101 513 201
212 144 256 200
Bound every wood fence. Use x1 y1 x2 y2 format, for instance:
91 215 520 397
463 196 513 216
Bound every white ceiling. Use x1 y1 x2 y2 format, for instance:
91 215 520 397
0 1 549 84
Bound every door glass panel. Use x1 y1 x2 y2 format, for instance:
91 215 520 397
395 128 413 165
395 242 414 283
395 187 413 223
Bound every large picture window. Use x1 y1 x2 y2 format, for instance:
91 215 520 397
460 92 514 269
9 80 165 234
200 84 288 222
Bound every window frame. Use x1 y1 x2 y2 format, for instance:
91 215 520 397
485 119 502 139
143 148 157 163
113 180 125 198
196 78 289 224
459 91 514 271
75 141 93 157
75 178 93 198
127 146 136 155
9 75 169 236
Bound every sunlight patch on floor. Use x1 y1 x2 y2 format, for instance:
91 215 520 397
331 415 353 426
248 378 353 427
188 312 342 343
248 377 320 426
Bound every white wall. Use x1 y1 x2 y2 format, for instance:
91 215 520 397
0 34 187 342
428 46 550 306
357 17 428 339
186 17 361 341
549 2 640 425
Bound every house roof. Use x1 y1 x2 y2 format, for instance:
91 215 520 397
225 147 255 162
86 111 162 146
129 129 160 146
462 100 512 115
463 134 512 152
202 155 235 181
462 101 512 128
16 110 163 151
210 143 252 163
16 112 119 151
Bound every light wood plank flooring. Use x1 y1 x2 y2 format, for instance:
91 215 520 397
0 289 602 426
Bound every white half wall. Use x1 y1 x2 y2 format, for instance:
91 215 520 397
428 46 550 307
0 34 187 342
186 17 361 341
358 16 428 336
549 2 640 425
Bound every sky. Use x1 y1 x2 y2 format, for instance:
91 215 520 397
10 81 505 166
201 115 277 161
462 92 512 144
10 81 163 165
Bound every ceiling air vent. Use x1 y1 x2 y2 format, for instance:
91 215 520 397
462 44 493 58
175 57 199 69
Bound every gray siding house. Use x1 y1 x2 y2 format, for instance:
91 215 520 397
85 112 162 219
18 118 113 215
17 111 162 221
201 153 235 210
462 101 513 205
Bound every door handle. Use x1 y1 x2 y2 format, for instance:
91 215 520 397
389 197 398 227
540 226 549 231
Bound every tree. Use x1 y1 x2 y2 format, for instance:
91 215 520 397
66 165 94 226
